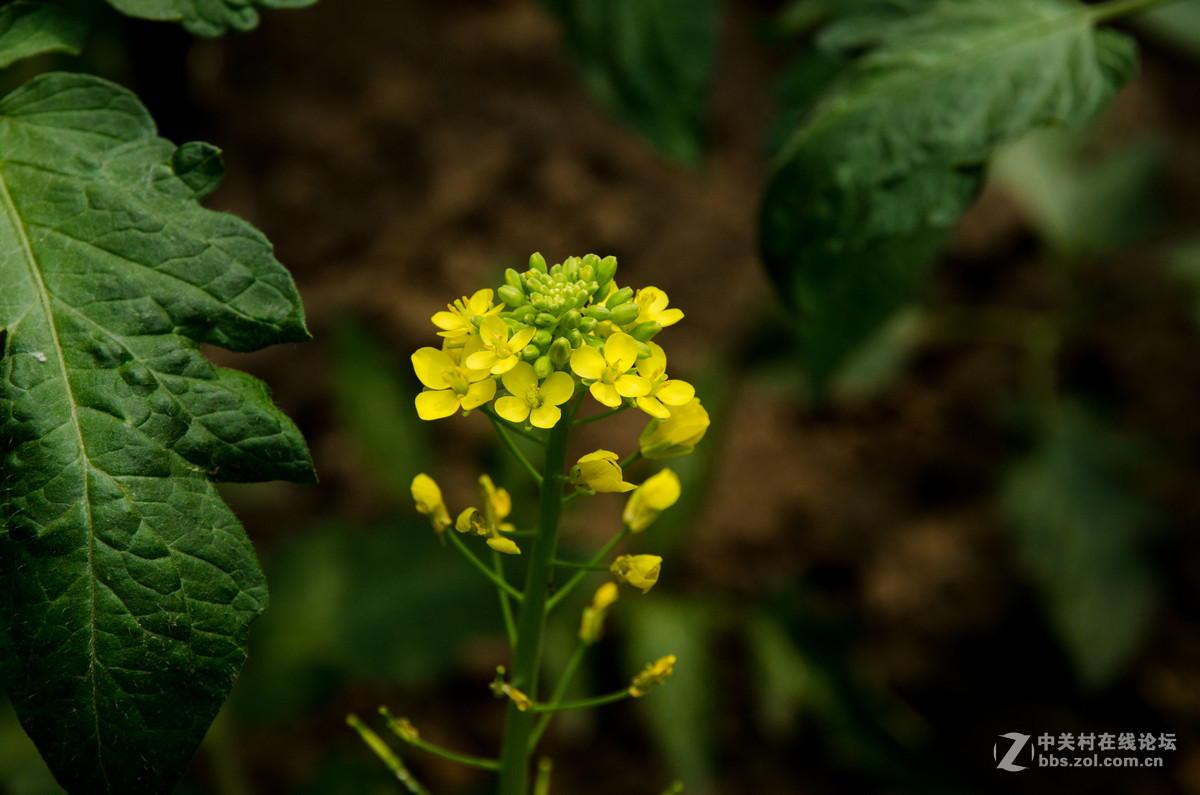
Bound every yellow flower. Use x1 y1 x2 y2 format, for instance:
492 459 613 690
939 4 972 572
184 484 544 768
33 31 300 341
479 474 513 529
569 330 651 407
610 554 662 594
629 655 676 697
456 507 485 535
456 476 520 553
431 288 501 345
638 397 709 459
579 582 619 643
495 362 575 429
569 450 636 494
623 469 680 532
634 343 695 419
412 346 497 420
634 287 683 328
411 474 451 533
465 315 536 375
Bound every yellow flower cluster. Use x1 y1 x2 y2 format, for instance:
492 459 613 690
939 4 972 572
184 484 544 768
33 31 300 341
412 253 702 430
412 473 521 554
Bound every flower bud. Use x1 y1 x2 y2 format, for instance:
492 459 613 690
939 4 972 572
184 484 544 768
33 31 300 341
610 554 662 593
585 305 611 322
596 255 618 285
579 582 619 643
629 655 676 697
606 286 634 308
561 309 581 330
609 303 640 326
522 344 540 361
630 321 661 342
486 535 521 555
411 474 451 533
623 469 680 532
529 251 548 272
639 398 709 459
535 312 556 327
570 450 636 494
497 284 525 308
534 355 553 379
505 267 524 289
534 328 553 349
549 336 573 367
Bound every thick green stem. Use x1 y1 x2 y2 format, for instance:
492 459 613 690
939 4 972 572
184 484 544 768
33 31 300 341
1091 0 1183 24
496 415 571 795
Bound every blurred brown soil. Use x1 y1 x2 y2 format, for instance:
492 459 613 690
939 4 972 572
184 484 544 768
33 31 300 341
172 0 1200 793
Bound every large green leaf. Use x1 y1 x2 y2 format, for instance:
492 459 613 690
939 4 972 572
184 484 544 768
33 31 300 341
104 0 317 37
541 0 719 165
0 72 314 793
1003 407 1157 688
761 0 1137 392
0 1 86 68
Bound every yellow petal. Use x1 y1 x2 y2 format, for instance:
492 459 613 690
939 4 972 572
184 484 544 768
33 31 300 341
431 310 460 331
501 361 537 395
465 350 496 371
412 347 455 390
461 378 497 410
656 379 695 406
415 389 460 420
636 395 671 420
491 355 520 375
495 395 530 423
465 288 494 313
603 331 639 371
571 345 606 380
589 381 622 407
509 325 536 350
529 403 562 429
540 371 575 405
614 373 651 398
487 536 521 555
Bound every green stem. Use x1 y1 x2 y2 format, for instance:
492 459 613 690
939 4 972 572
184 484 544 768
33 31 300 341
486 411 544 485
447 530 524 601
525 689 631 713
618 450 642 469
572 403 629 427
1091 0 1182 23
545 526 630 613
494 549 518 647
380 709 500 771
347 715 431 795
551 558 609 571
533 758 553 795
496 414 572 795
528 643 588 750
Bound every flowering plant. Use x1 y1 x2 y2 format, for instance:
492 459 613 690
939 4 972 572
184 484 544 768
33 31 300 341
350 253 709 794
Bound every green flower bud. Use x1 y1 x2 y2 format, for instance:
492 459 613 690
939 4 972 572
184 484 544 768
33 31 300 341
606 286 634 308
585 305 611 321
630 321 661 342
522 344 540 361
562 310 581 330
510 304 536 321
534 328 553 349
567 328 584 348
498 284 525 308
596 255 618 285
534 355 553 379
609 303 640 326
550 336 572 366
579 317 597 333
529 252 547 272
535 312 557 327
504 268 523 289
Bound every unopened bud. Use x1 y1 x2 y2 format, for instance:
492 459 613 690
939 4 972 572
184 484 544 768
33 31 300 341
529 252 548 272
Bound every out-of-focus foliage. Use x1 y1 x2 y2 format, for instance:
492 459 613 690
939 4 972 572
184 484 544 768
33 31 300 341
540 0 719 166
1002 406 1158 689
104 0 318 37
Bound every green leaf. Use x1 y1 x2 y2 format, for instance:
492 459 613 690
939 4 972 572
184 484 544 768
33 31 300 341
541 0 719 165
991 127 1163 261
0 72 314 793
103 0 317 37
761 0 1137 392
1002 407 1158 689
0 1 87 68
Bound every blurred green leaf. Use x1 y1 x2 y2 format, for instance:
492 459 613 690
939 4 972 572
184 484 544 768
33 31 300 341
541 0 719 165
233 520 498 722
761 0 1137 393
1002 406 1158 689
623 596 718 792
991 127 1164 261
1170 240 1200 332
1134 1 1200 61
103 0 317 37
0 1 86 68
0 698 66 795
331 319 430 505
